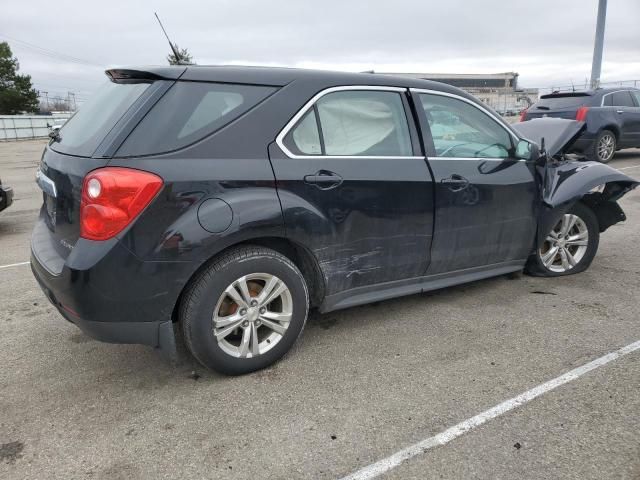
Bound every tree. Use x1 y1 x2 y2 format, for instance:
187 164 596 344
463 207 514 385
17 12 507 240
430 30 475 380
0 42 39 114
167 44 194 65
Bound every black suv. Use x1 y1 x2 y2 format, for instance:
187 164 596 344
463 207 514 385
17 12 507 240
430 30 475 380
31 66 637 375
521 88 640 162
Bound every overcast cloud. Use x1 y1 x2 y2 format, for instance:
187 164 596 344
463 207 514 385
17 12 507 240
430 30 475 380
2 0 639 101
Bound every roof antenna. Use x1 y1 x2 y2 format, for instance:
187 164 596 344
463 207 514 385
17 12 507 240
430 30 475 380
154 12 187 65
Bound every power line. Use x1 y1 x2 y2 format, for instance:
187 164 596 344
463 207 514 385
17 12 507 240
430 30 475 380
33 82 95 95
0 33 103 67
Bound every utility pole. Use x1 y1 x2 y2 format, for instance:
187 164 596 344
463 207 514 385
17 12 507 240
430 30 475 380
68 92 76 111
590 0 607 89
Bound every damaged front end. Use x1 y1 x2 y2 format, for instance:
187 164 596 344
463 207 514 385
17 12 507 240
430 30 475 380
512 118 639 247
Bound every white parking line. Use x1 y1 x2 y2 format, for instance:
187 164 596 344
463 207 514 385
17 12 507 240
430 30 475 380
0 261 30 270
339 340 640 480
617 164 640 171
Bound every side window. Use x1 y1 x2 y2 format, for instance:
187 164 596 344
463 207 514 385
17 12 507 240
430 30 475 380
316 91 412 156
611 91 635 107
283 109 322 155
283 90 413 157
418 93 513 158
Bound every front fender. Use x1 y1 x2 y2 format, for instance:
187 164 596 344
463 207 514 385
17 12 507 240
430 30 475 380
537 160 638 247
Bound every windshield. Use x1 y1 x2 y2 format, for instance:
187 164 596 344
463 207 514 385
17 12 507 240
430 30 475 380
50 81 151 157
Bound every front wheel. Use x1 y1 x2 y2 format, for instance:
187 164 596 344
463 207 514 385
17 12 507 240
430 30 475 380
180 246 309 375
526 203 600 277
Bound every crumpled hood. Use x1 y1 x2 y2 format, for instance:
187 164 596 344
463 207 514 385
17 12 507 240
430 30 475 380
511 118 585 157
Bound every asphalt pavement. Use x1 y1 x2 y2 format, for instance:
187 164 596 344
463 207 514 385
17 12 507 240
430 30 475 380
1 140 639 479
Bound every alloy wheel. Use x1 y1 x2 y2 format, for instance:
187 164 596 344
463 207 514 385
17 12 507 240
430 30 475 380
597 133 615 162
212 273 293 358
538 214 589 273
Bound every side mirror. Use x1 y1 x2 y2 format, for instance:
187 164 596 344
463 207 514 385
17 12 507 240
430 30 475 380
515 139 543 164
48 125 61 140
515 139 532 159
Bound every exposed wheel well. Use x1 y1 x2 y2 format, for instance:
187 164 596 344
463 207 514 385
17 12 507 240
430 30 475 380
600 125 620 141
581 189 629 232
171 237 326 323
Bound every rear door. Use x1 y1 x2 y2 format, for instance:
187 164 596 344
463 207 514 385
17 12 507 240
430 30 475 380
609 90 640 147
412 89 538 275
269 86 435 296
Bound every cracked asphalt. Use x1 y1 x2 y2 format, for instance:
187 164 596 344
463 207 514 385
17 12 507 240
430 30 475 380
1 140 639 479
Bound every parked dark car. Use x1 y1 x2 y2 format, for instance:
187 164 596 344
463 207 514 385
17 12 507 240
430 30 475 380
0 177 13 213
30 66 638 375
521 88 640 163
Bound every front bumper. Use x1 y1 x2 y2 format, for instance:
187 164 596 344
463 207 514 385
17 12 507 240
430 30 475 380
0 185 13 212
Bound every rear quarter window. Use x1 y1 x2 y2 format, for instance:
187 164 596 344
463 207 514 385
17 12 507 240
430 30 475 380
117 82 276 156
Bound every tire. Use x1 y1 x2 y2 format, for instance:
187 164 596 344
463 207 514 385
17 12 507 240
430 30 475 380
180 246 309 375
525 202 599 277
589 129 616 163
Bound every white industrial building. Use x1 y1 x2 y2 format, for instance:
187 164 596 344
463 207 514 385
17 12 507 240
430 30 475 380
376 72 539 115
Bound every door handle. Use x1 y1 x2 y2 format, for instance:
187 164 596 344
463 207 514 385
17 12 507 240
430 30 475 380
304 170 343 190
441 174 469 191
616 110 625 114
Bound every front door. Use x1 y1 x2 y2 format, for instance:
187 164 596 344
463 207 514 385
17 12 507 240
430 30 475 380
412 89 538 275
269 87 434 296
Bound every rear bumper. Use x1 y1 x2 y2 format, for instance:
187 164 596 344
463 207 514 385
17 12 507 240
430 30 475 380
30 235 183 359
0 185 13 212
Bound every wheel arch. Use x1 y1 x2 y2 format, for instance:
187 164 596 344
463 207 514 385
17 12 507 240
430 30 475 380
536 179 637 249
599 125 620 141
171 236 326 323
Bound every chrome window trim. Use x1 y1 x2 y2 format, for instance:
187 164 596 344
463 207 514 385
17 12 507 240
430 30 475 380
600 90 636 107
275 85 423 160
410 87 520 143
428 157 527 162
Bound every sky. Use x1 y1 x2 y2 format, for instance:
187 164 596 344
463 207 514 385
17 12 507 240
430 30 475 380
1 0 639 102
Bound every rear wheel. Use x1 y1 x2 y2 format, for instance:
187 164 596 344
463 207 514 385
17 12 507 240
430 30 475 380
590 129 616 163
180 246 309 375
526 203 599 277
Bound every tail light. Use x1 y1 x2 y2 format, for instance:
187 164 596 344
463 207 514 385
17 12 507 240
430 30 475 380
80 167 163 241
519 109 528 122
575 106 589 122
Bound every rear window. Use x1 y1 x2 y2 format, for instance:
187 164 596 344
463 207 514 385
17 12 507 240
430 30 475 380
117 82 276 156
51 81 151 157
532 94 591 110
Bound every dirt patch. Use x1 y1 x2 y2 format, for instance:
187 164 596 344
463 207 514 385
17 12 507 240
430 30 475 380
573 301 609 317
70 333 94 344
0 441 24 464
